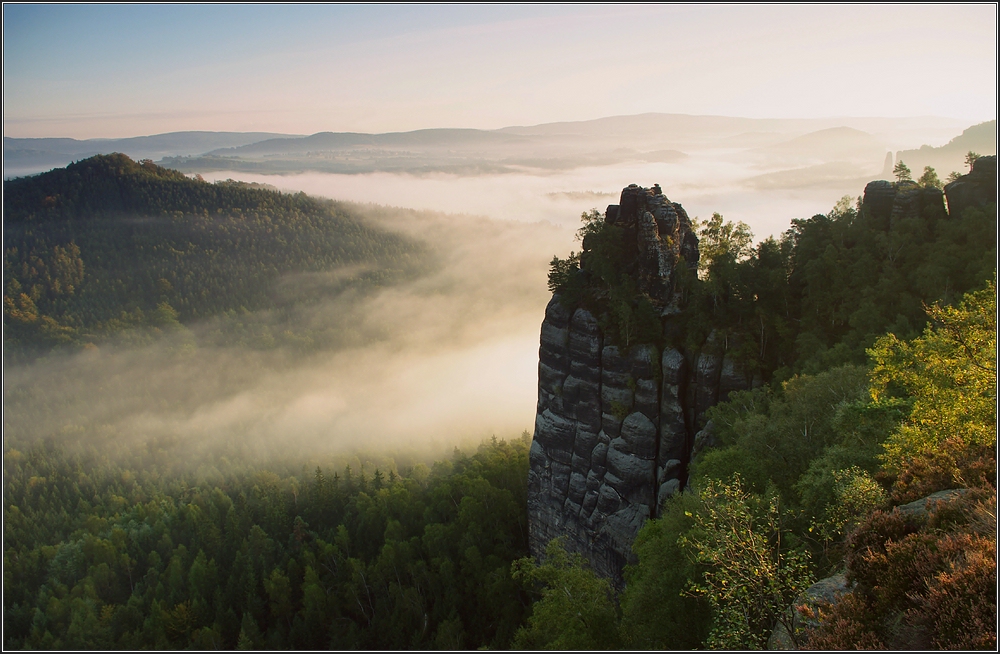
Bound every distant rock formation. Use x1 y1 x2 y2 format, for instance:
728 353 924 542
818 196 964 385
860 179 947 229
862 153 996 227
894 120 997 178
528 184 758 587
944 154 997 218
880 151 894 179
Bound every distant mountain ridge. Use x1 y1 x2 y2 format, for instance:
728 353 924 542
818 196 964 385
5 113 973 178
4 131 298 155
3 131 299 178
209 128 532 156
155 115 972 178
893 120 997 179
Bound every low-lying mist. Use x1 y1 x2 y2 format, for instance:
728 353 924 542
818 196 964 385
4 147 893 474
201 152 873 239
3 202 570 472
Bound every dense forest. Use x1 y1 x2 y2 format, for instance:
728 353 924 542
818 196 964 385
3 155 996 649
3 154 430 359
550 168 995 380
532 157 995 649
3 435 532 649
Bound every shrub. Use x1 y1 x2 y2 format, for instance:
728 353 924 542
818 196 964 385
511 539 620 650
803 493 997 650
680 476 813 649
620 491 711 649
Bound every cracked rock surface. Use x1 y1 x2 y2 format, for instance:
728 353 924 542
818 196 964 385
528 184 758 587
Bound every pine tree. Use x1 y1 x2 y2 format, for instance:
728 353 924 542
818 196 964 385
918 166 942 189
893 160 912 182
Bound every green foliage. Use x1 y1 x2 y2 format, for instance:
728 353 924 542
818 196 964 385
965 150 981 171
783 194 995 373
546 252 580 296
870 281 997 472
620 491 712 649
800 285 998 649
810 467 888 545
575 207 605 242
680 476 814 649
3 434 532 650
672 220 795 378
917 165 942 189
693 365 872 501
696 211 754 276
893 160 912 182
511 539 621 650
794 397 905 522
3 155 429 359
689 363 911 579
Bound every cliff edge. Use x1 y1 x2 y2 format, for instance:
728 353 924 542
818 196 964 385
528 184 757 587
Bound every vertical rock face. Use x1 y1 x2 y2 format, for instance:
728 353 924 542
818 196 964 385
944 154 997 219
862 155 997 229
861 179 948 230
528 184 755 587
880 151 894 179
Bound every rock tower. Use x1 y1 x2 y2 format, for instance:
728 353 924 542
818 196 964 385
527 184 757 587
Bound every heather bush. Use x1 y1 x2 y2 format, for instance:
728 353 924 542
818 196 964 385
803 493 997 650
889 437 996 504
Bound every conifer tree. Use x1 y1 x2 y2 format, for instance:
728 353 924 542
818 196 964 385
893 160 912 182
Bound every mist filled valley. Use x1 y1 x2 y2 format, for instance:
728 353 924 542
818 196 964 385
4 188 561 470
7 115 996 468
4 4 998 648
4 116 996 649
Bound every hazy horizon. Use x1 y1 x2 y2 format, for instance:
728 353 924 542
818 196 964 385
4 5 996 139
0 111 983 143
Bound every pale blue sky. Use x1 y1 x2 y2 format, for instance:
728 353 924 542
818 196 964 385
4 3 997 138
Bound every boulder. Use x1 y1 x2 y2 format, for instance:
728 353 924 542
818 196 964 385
606 441 655 487
657 479 681 507
618 412 658 459
768 573 850 650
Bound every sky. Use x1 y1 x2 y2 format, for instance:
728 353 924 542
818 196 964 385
3 3 998 139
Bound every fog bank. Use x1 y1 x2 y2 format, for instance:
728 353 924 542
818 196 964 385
202 154 871 240
5 146 912 468
3 201 570 467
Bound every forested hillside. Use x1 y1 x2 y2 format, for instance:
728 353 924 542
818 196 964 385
3 155 996 650
608 283 996 650
668 185 993 379
3 154 429 358
6 285 993 649
525 161 996 648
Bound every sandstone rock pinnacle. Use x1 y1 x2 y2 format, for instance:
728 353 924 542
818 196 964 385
528 184 756 587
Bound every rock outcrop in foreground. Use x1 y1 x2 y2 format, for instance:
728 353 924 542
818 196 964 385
528 168 997 589
527 184 757 586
